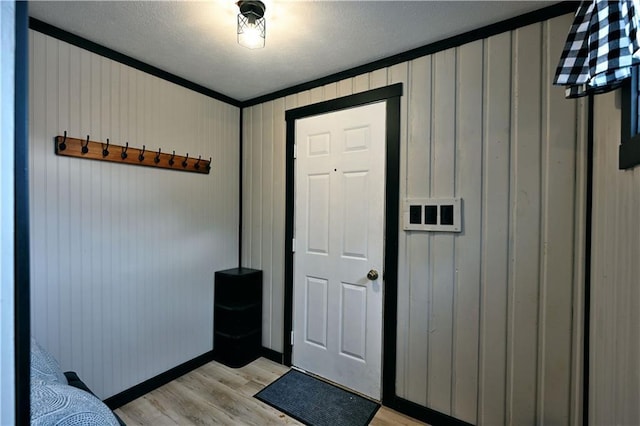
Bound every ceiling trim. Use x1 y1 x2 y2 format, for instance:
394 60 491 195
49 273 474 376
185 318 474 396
28 2 576 111
28 17 243 108
242 1 577 108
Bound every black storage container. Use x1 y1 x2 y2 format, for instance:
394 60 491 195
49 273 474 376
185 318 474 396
213 267 262 368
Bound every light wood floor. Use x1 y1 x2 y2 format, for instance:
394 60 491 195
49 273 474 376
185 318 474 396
115 357 427 425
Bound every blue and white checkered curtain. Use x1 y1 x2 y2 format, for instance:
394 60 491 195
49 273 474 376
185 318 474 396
554 0 640 98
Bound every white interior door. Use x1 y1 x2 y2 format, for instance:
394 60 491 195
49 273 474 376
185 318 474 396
293 101 386 400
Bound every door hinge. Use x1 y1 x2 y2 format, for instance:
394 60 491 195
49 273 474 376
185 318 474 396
292 238 296 252
290 330 294 346
293 144 297 159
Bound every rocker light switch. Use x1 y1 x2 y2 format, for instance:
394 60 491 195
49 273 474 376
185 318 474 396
440 205 454 225
425 205 438 225
409 205 422 224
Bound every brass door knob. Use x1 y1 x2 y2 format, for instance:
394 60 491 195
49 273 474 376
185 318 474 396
367 269 379 280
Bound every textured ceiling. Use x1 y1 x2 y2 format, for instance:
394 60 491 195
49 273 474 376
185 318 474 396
29 1 558 102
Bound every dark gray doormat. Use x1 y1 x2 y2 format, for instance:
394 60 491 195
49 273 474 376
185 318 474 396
254 369 380 426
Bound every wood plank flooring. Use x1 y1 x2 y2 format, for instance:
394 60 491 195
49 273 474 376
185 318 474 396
115 357 427 425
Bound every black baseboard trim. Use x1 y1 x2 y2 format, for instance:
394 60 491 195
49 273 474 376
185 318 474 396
260 347 283 364
103 346 465 425
103 350 215 409
386 396 474 426
103 348 284 409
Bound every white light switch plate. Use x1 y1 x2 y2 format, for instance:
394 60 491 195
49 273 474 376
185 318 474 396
403 198 462 232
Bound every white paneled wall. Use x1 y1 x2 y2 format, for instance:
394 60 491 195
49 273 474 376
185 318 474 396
590 92 640 425
242 14 586 425
29 31 239 399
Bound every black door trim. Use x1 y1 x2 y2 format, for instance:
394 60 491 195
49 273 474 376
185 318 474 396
283 83 402 406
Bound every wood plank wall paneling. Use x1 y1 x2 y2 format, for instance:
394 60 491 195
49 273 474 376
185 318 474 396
28 30 240 399
389 59 411 404
453 39 483 422
509 22 543 426
405 55 430 407
591 92 640 426
428 47 457 414
242 13 586 425
479 29 512 426
541 17 580 426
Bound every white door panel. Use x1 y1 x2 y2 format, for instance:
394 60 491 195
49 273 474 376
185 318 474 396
293 101 386 400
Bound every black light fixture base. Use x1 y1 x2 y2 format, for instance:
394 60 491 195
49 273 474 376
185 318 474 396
238 0 266 19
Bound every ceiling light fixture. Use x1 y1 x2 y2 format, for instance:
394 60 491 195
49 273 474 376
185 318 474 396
237 0 266 49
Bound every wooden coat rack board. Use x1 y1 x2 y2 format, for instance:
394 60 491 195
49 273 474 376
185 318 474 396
54 132 211 174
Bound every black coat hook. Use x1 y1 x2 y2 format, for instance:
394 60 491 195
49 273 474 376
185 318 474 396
102 138 110 157
81 135 90 154
169 150 175 166
154 148 161 164
194 155 202 170
207 157 212 171
121 142 129 160
182 153 189 168
138 145 146 162
59 131 67 151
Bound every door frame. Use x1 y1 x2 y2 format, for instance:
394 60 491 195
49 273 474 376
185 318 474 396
283 83 402 404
